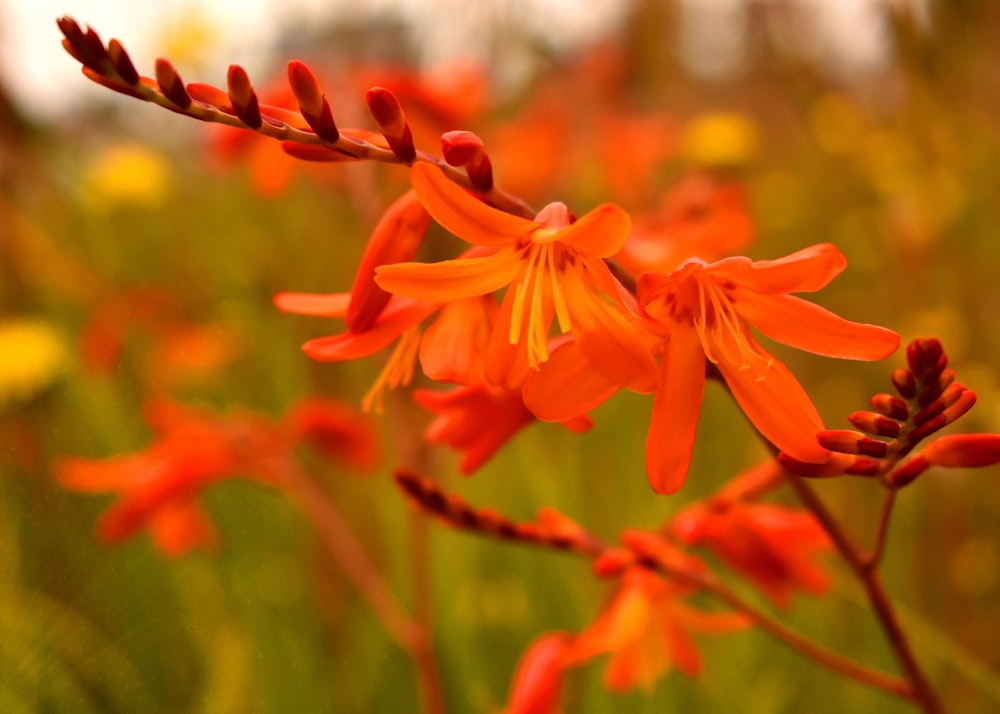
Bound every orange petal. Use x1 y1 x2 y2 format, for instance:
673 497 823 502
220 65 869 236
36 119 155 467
556 203 631 258
410 162 538 245
717 346 830 464
719 243 847 294
348 190 430 332
645 326 706 494
734 291 900 360
375 248 521 302
419 296 496 383
565 272 659 394
273 291 350 317
302 301 435 361
523 341 619 422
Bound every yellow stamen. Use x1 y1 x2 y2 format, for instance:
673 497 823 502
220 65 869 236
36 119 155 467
693 277 772 377
362 326 422 413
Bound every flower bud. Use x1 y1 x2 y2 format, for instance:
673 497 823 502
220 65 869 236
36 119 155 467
155 58 191 108
848 410 902 438
923 433 1000 468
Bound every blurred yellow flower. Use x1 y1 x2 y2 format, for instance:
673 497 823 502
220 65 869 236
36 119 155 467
0 320 69 410
79 144 171 212
808 93 867 155
681 112 758 168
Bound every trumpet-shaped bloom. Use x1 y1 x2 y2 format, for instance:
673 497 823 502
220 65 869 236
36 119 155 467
565 567 749 691
636 243 900 494
670 461 832 608
375 163 657 391
56 399 377 556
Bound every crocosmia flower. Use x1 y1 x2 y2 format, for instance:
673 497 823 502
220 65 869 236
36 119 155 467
636 243 900 494
375 163 657 392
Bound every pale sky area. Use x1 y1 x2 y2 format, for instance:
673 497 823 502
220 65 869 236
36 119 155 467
2 0 926 120
0 0 629 119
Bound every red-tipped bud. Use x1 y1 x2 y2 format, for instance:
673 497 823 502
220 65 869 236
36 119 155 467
227 65 261 128
366 87 416 164
593 548 636 577
906 389 977 446
817 429 890 457
154 59 191 108
906 338 946 380
844 456 884 476
778 451 858 478
848 411 902 438
441 130 494 191
347 191 430 333
887 454 929 488
107 39 139 85
622 529 707 576
890 368 916 400
58 17 109 73
923 433 1000 468
817 429 867 453
913 382 969 426
870 393 910 421
287 61 339 143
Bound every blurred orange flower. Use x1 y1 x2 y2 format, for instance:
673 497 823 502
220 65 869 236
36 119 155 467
414 381 590 475
670 461 832 608
565 567 749 691
56 398 377 556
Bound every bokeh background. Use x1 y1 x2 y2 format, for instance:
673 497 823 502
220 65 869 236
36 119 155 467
2 0 1000 712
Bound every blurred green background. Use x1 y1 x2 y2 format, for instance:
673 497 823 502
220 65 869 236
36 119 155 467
2 1 1000 712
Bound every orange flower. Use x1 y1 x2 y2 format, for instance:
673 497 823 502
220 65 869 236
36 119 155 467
375 163 657 391
276 290 496 410
670 461 832 608
565 567 749 691
56 398 377 556
56 401 280 555
636 243 900 493
414 381 591 475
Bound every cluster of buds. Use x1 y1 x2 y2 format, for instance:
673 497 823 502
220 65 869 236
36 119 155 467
781 338 999 487
56 17 520 215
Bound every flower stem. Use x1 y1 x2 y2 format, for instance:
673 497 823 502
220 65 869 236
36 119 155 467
782 470 943 713
660 563 913 698
280 463 444 713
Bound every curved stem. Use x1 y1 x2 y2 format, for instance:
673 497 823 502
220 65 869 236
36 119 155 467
664 564 913 698
782 471 943 713
864 489 897 571
279 463 445 713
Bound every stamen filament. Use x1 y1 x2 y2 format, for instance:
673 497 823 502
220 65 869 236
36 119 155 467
362 326 422 413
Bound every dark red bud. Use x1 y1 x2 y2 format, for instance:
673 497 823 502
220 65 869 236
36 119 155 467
287 61 339 142
870 393 910 421
887 455 929 488
848 411 902 438
366 87 416 163
107 39 139 85
227 65 261 128
154 59 191 108
890 368 917 399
